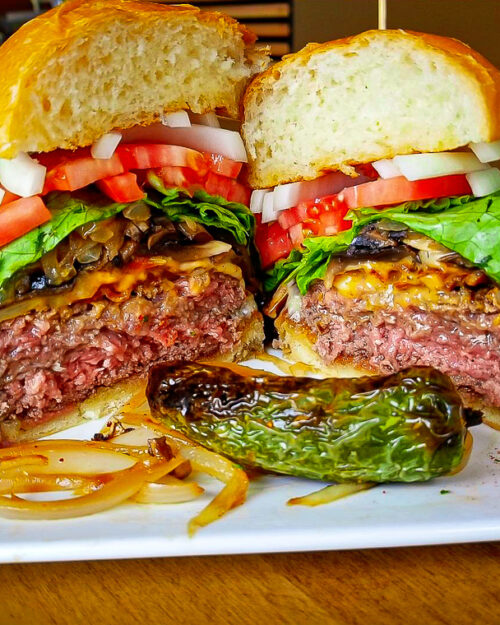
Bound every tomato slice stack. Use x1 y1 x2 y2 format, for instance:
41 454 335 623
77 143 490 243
0 196 51 247
257 195 352 268
255 173 472 268
0 143 250 249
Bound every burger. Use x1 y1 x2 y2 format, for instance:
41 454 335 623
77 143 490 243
0 0 269 442
242 29 500 423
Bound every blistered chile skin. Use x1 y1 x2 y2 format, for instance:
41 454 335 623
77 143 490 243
147 364 467 483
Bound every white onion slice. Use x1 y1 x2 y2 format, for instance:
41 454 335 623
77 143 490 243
122 123 247 162
466 167 500 197
286 281 302 321
469 140 500 163
261 192 278 223
90 131 122 159
0 462 150 520
189 112 220 128
249 189 271 214
0 152 46 197
288 482 373 506
132 479 204 504
393 152 489 181
273 171 368 213
0 440 136 474
0 188 4 204
109 427 159 447
372 158 401 179
160 111 191 127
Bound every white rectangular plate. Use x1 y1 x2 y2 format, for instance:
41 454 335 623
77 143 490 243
0 356 499 563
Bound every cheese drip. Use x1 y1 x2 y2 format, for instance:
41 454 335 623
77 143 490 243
0 250 243 323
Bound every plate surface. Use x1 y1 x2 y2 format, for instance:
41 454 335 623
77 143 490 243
0 356 499 563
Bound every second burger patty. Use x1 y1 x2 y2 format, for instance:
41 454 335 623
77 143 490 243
295 284 500 408
0 270 257 426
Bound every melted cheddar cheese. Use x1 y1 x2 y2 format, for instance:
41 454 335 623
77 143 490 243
328 258 500 314
0 253 243 323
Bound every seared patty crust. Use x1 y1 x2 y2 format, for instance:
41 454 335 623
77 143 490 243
0 270 257 425
295 283 500 407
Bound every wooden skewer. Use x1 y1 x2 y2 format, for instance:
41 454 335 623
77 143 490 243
378 0 387 30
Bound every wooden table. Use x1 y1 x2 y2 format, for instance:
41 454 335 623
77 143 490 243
1 543 498 625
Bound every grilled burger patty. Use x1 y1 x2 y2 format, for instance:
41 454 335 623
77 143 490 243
277 225 500 409
297 286 500 407
0 269 257 427
0 196 261 431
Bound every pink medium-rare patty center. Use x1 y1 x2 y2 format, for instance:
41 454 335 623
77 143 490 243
0 271 252 424
299 284 500 407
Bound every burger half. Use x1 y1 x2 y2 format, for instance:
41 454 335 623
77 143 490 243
243 29 500 423
0 0 269 442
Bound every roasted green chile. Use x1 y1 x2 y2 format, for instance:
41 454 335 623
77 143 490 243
147 364 473 483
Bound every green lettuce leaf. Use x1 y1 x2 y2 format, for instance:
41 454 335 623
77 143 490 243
264 228 360 294
0 191 130 296
264 248 302 292
265 192 500 294
351 192 500 284
0 185 254 297
146 174 254 246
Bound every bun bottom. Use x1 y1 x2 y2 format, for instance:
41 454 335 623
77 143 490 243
275 314 373 378
6 311 264 445
276 313 500 429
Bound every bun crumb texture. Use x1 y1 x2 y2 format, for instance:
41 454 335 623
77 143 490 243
0 0 269 158
243 29 500 188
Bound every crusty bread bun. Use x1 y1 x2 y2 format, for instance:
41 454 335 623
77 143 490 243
2 308 264 444
242 29 500 188
0 0 269 159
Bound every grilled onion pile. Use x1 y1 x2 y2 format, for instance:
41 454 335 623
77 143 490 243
7 202 215 305
0 412 248 535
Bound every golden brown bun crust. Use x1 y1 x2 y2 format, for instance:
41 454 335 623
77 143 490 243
0 0 269 157
276 313 374 378
277 312 500 429
2 309 264 445
243 29 500 188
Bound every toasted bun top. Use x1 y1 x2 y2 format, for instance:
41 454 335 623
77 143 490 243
0 0 269 158
242 29 500 188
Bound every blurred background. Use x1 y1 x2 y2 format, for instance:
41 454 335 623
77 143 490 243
1 0 499 66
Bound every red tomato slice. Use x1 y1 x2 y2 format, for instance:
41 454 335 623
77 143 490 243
341 174 471 209
255 220 292 268
96 172 145 203
289 223 304 246
0 188 20 206
317 210 346 236
0 196 51 247
277 194 351 240
355 163 379 180
204 153 243 179
35 148 90 171
116 144 207 175
204 171 250 206
278 204 307 230
304 194 347 219
153 165 205 191
44 153 124 193
204 170 230 198
227 182 251 206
